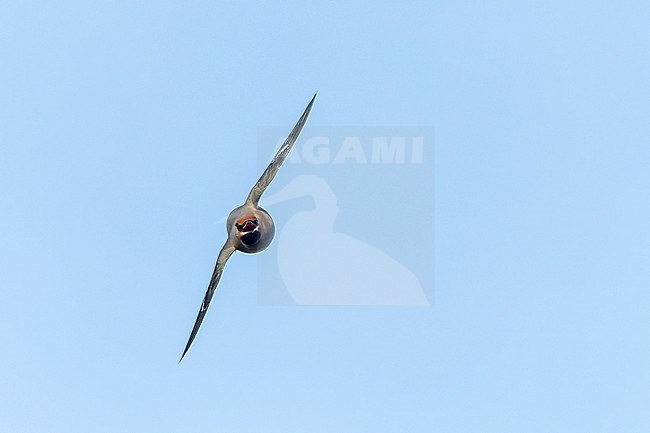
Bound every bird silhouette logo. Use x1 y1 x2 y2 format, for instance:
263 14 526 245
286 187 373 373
262 174 430 306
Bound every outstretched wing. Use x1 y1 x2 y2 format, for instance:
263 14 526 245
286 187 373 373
180 241 236 361
245 93 317 206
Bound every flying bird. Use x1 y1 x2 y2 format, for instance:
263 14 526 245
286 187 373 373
180 93 317 361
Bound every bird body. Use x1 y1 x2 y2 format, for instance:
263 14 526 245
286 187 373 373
226 204 275 254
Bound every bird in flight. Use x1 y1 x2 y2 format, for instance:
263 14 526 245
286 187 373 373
180 93 317 361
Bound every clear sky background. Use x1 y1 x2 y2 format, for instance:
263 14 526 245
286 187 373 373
2 1 649 432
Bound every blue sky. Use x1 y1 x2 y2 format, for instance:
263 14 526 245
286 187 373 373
1 1 649 432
